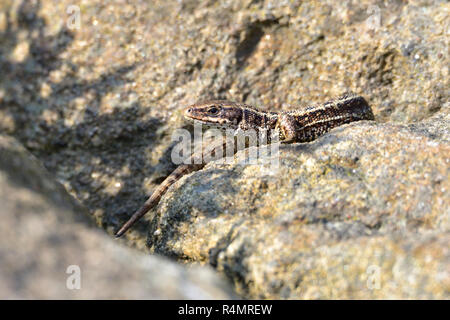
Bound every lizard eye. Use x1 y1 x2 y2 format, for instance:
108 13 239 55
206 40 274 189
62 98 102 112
207 106 219 115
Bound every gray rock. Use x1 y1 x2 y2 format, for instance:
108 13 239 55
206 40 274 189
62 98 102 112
149 119 449 299
0 135 234 299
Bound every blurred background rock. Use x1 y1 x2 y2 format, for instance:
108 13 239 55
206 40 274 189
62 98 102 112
0 134 235 299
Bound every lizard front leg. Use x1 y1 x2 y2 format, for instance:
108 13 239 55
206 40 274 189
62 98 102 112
275 114 298 143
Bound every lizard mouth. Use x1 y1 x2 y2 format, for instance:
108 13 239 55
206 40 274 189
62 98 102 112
184 116 234 130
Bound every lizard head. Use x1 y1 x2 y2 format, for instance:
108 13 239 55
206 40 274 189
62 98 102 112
184 100 243 129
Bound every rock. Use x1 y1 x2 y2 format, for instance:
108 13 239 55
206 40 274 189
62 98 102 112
0 135 234 299
0 0 448 299
150 118 449 299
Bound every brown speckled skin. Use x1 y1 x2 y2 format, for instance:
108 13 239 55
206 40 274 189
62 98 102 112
116 93 374 237
185 100 279 131
186 92 374 142
276 93 374 142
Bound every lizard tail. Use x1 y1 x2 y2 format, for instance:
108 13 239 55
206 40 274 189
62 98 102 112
115 136 229 238
114 163 204 238
114 192 161 238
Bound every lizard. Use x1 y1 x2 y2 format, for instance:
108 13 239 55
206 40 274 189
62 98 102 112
115 92 374 237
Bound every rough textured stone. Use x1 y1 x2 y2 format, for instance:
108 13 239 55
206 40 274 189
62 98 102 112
0 134 234 299
149 119 449 299
0 0 448 299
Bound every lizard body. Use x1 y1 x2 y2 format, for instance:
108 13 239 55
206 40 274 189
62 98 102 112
186 92 374 142
115 92 374 237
